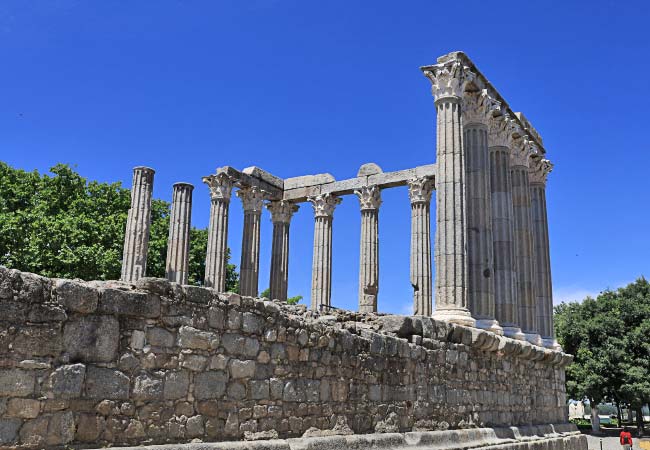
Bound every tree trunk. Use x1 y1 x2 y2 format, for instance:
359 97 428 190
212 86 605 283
637 406 645 437
616 400 622 427
591 402 601 433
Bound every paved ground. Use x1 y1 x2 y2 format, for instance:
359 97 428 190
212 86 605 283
584 434 650 450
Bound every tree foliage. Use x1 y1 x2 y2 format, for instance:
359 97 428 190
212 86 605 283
555 278 650 430
0 162 237 289
259 287 303 305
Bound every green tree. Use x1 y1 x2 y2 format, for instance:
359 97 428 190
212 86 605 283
259 287 302 305
0 162 238 289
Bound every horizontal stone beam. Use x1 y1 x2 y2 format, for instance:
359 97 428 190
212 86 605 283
282 164 437 203
214 166 283 200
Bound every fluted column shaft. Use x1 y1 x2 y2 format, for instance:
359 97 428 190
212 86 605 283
408 178 433 316
237 186 265 297
203 173 233 291
165 183 193 284
309 193 341 310
121 166 155 282
267 201 299 301
511 157 541 345
355 186 381 313
530 158 558 349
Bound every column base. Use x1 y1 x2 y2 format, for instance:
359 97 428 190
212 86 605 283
501 326 526 341
475 318 504 335
542 337 563 351
432 308 476 327
523 332 543 347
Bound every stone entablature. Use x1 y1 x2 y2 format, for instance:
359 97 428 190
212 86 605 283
0 267 574 449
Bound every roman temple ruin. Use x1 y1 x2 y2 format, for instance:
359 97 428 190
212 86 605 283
0 52 584 450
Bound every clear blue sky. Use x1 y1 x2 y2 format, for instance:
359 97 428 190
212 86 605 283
2 1 649 313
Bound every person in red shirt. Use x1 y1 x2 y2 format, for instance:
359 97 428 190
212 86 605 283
620 427 633 450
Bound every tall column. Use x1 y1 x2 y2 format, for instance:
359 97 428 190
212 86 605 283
355 185 381 313
203 173 234 291
121 166 155 282
530 159 561 350
165 182 193 284
488 115 525 340
266 200 299 301
464 90 502 334
422 59 475 326
237 186 265 297
408 177 434 316
308 193 341 310
511 138 542 346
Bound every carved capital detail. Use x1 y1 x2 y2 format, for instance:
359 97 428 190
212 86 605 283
488 113 517 148
510 136 539 168
266 200 299 224
202 173 234 202
236 186 266 213
407 177 434 204
354 185 382 211
463 89 500 126
308 193 342 218
529 159 553 185
422 60 476 102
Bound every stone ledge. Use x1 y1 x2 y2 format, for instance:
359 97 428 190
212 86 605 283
102 425 585 450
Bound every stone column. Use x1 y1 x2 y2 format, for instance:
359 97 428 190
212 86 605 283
530 159 561 350
464 90 502 334
266 200 299 301
511 138 542 346
237 186 265 298
408 177 434 316
203 173 234 291
165 182 194 284
121 166 155 282
422 59 475 326
488 115 525 340
355 185 381 313
308 193 341 310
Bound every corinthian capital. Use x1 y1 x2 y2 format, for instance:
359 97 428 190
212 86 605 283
422 60 476 102
236 186 266 213
266 200 299 224
510 136 538 168
354 185 382 211
407 177 434 204
488 113 517 148
463 90 500 125
529 159 553 185
308 193 341 218
202 173 234 202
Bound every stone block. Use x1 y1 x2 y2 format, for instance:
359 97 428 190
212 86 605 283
135 277 172 297
242 312 265 334
13 324 63 357
63 315 119 362
75 413 104 442
0 369 35 397
183 285 213 304
27 303 67 322
49 363 86 399
6 398 40 418
133 374 163 400
0 300 26 322
85 367 130 400
55 279 99 313
208 307 225 329
98 288 160 318
178 325 219 350
164 370 190 400
20 411 74 446
0 419 21 444
227 380 246 400
194 371 228 400
147 327 175 347
250 380 270 400
186 415 205 438
230 359 256 378
181 354 207 371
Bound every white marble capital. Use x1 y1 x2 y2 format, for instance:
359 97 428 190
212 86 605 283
354 185 382 211
309 193 342 218
237 186 265 213
463 89 500 126
422 60 476 103
266 200 299 224
202 173 234 203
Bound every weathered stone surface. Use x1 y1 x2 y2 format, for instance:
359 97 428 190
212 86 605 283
0 418 21 444
133 374 163 400
13 324 63 356
229 359 256 378
194 371 228 400
55 279 99 313
6 398 40 418
75 413 104 442
63 315 119 362
0 369 35 397
49 363 86 399
164 370 190 400
85 367 130 400
178 325 219 350
147 326 175 347
98 288 160 318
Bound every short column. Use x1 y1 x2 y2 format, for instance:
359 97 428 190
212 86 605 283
121 166 155 282
237 186 265 297
422 59 476 326
203 173 234 291
355 185 381 313
511 138 542 346
308 193 341 310
407 177 434 316
488 114 525 340
529 159 561 350
464 90 502 334
266 200 299 301
165 182 194 284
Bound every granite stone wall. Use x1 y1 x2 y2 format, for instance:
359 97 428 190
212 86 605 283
0 267 573 448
